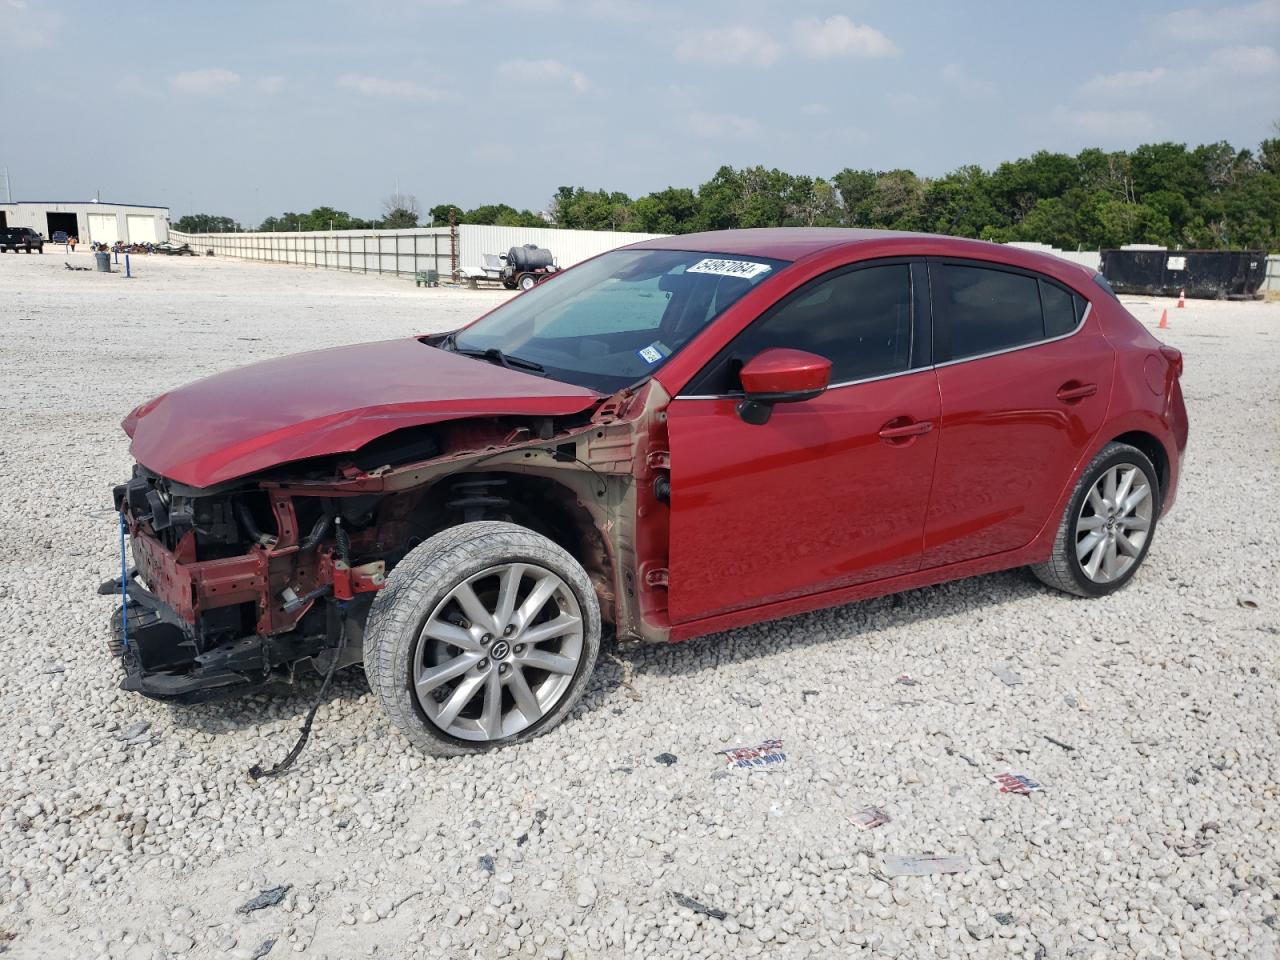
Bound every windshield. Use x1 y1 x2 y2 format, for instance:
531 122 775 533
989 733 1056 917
449 248 790 393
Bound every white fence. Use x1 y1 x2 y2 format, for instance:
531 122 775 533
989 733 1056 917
169 224 667 280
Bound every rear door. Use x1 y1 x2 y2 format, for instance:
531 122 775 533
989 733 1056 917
666 260 941 623
922 260 1114 567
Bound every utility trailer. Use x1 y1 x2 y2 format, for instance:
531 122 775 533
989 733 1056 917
462 244 560 291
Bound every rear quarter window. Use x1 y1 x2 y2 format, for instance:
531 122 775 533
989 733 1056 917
934 264 1043 359
1039 280 1078 338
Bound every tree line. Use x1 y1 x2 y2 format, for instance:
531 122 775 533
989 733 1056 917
176 132 1280 250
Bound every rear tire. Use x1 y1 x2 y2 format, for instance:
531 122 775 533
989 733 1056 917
1031 442 1160 597
518 274 536 291
363 521 601 756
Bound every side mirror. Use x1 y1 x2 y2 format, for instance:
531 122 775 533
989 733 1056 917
736 348 831 425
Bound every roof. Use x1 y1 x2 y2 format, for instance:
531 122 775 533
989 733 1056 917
0 201 169 210
626 227 1098 284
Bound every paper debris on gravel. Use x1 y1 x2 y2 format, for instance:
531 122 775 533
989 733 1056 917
716 738 786 772
847 805 891 830
895 673 919 686
882 854 970 877
236 885 291 914
991 664 1023 686
993 772 1043 794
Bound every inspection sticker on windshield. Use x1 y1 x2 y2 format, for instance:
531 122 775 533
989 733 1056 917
687 258 772 280
637 341 670 365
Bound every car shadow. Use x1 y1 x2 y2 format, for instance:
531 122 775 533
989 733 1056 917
165 567 1051 736
582 567 1048 700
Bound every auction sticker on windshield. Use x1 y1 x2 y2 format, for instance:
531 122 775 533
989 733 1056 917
687 258 773 280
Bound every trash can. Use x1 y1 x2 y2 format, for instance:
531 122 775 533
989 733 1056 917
95 251 111 273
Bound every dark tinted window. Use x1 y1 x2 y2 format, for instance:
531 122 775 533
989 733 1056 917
718 264 913 387
936 264 1043 359
1040 280 1078 338
1073 293 1088 320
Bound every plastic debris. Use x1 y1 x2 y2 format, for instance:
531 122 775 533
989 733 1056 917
1237 595 1260 609
730 693 762 708
236 885 291 914
116 721 151 741
478 854 495 874
248 939 276 960
882 854 969 877
993 772 1043 794
895 673 919 686
801 689 819 702
654 753 678 766
672 892 728 920
991 664 1023 686
945 746 980 769
717 738 786 771
847 805 891 830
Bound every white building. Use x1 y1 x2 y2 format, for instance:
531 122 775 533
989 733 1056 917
0 200 170 244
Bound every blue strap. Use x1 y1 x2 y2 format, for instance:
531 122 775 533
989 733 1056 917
118 512 130 650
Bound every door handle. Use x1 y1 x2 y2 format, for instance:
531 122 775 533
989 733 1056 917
1056 381 1097 403
878 418 934 443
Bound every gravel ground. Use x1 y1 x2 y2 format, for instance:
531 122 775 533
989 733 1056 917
0 251 1276 960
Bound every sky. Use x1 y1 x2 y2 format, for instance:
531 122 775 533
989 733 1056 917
3 0 1279 225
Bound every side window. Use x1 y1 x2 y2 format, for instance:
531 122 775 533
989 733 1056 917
718 264 913 388
1039 279 1078 338
936 264 1043 359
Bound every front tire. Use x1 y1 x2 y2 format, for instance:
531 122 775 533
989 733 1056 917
1031 442 1160 597
363 521 601 756
518 274 536 291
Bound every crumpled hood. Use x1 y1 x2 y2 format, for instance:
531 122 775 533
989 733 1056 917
124 337 601 488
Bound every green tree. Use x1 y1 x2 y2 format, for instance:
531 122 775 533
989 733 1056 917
174 213 241 233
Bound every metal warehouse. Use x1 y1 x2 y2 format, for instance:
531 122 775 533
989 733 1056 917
0 201 170 245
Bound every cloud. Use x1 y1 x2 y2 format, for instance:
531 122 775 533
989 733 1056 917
497 58 588 92
256 75 286 95
0 0 62 47
792 15 899 59
1079 67 1168 95
676 26 782 67
801 103 829 115
1204 44 1280 75
685 111 759 139
170 68 241 95
1157 0 1280 41
335 73 450 101
1055 107 1160 139
940 63 996 98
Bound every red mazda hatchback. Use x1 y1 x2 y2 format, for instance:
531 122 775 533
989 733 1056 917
105 228 1187 754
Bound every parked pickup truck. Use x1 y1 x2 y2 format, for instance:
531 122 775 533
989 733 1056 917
0 227 44 253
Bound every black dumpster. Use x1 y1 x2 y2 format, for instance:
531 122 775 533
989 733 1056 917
1100 249 1268 299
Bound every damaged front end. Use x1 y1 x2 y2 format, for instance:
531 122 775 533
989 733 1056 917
101 470 383 702
100 380 675 703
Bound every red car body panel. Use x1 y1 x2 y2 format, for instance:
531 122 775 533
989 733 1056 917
666 368 942 622
922 321 1116 566
123 337 601 488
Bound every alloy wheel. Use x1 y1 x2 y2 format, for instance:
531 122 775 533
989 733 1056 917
411 562 584 741
1075 463 1153 583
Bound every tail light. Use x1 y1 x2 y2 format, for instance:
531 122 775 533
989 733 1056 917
1159 346 1183 379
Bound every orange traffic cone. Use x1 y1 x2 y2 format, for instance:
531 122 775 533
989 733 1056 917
1158 309 1168 329
1177 289 1185 308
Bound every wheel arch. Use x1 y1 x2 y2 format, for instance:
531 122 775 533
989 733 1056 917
393 470 619 628
1108 429 1169 503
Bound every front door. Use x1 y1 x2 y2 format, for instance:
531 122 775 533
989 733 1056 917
665 261 941 625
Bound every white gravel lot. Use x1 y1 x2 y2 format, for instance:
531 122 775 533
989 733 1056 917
0 250 1276 960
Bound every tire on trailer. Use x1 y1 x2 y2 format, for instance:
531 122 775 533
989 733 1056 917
518 273 537 291
363 521 601 756
1031 441 1160 598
